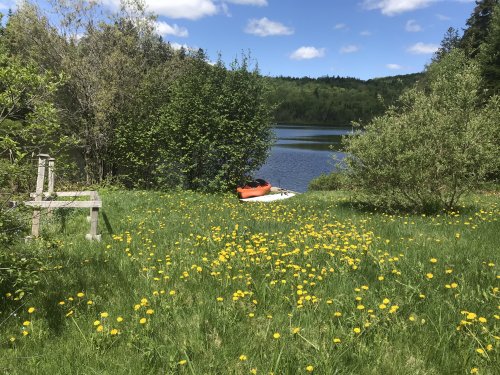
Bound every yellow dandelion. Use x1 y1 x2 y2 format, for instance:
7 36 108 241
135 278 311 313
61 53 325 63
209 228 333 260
87 300 93 305
292 327 300 334
248 313 255 318
239 354 248 361
333 338 341 343
178 360 187 365
470 368 479 374
430 258 437 263
93 320 101 326
478 317 487 323
379 304 387 309
146 309 154 315
306 365 314 372
116 316 124 322
334 312 342 317
382 298 390 304
353 327 361 334
139 318 147 324
27 307 36 314
100 312 109 318
58 301 65 305
96 325 103 332
216 297 224 302
22 321 30 327
273 332 281 339
426 273 433 279
77 292 85 298
169 290 176 296
110 329 119 336
250 368 257 374
22 331 29 336
476 348 485 355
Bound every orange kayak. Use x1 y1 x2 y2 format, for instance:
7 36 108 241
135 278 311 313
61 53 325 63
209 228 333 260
237 180 271 199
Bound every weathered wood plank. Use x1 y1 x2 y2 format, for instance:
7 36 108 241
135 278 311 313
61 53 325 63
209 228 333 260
25 200 102 208
30 191 96 198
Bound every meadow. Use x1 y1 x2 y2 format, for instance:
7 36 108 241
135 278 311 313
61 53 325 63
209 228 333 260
0 190 499 374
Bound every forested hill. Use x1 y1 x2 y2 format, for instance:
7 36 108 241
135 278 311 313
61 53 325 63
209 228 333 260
266 73 423 126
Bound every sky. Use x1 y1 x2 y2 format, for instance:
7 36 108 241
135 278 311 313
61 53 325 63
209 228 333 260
1 0 479 80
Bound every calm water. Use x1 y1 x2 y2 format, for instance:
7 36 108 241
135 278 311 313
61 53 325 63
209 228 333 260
256 124 352 193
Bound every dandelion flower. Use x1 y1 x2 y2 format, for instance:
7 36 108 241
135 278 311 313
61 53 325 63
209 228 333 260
470 368 479 374
273 332 281 339
100 312 109 318
353 327 361 334
216 297 224 302
476 348 485 355
178 360 187 365
379 304 387 309
110 329 119 335
146 309 154 315
27 307 36 314
426 273 433 279
77 292 85 298
239 355 248 361
22 331 29 336
169 290 176 296
96 325 103 332
93 320 101 326
139 318 147 324
306 365 314 372
478 317 487 323
292 327 300 334
116 316 124 322
22 321 30 327
430 258 437 263
87 300 93 305
333 338 341 343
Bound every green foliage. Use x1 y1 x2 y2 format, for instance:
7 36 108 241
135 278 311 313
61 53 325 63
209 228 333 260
343 50 500 212
267 74 422 126
158 55 274 192
460 0 499 57
478 3 500 96
308 172 343 191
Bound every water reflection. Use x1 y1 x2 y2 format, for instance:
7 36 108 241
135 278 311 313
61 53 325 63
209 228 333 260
256 125 352 192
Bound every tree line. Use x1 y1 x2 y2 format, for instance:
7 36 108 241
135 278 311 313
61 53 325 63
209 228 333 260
266 73 422 126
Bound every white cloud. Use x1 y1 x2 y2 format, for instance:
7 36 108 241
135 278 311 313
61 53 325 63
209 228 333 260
362 0 436 16
340 45 359 54
155 21 188 37
386 63 403 69
224 0 268 5
125 0 219 20
245 17 294 36
407 42 439 54
290 46 326 60
405 19 422 32
360 30 372 36
334 23 347 30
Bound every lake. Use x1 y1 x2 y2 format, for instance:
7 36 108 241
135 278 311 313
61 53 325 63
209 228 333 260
256 124 352 193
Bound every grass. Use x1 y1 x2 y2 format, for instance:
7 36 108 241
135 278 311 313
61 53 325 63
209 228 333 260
0 190 499 374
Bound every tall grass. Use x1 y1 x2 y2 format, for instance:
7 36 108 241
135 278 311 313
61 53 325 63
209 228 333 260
1 190 498 374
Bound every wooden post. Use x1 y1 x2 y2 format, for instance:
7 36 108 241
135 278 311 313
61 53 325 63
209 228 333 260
48 158 55 196
31 154 49 238
47 158 55 217
86 191 101 241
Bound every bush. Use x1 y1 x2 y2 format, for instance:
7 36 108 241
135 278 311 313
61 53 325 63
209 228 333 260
342 50 500 212
308 172 343 191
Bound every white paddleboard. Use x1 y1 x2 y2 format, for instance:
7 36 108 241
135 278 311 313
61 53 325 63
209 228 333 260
240 193 296 202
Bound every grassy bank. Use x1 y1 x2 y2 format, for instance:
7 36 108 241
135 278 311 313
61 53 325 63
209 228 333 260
1 190 499 374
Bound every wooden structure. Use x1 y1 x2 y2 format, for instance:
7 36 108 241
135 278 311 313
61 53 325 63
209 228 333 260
24 154 102 241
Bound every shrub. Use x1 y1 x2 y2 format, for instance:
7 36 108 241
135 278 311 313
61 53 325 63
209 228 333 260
342 50 500 212
308 172 343 191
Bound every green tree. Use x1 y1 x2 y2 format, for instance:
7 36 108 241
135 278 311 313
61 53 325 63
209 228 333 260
342 50 499 212
461 0 499 57
158 54 274 192
478 3 500 96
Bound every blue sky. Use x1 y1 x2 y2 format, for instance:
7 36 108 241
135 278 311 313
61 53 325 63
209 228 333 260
1 0 478 79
